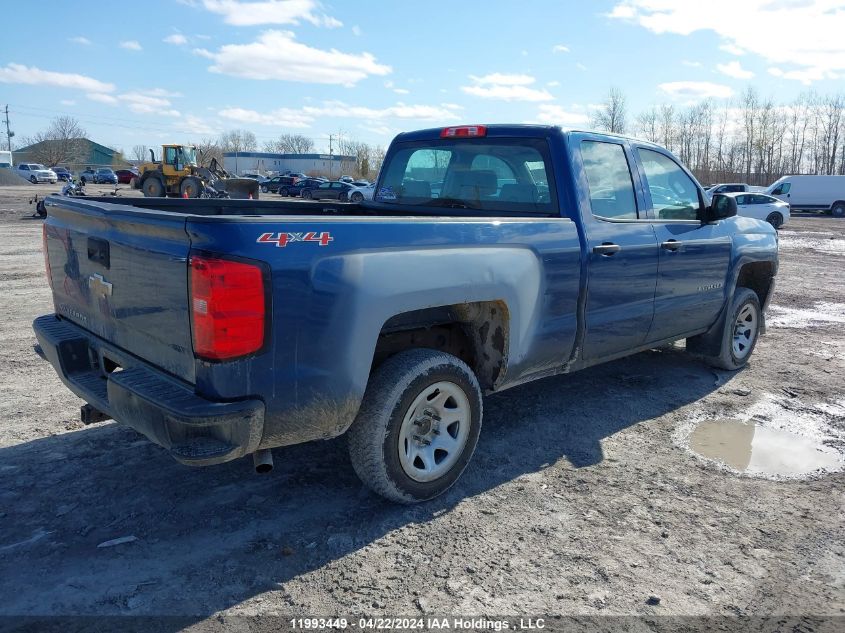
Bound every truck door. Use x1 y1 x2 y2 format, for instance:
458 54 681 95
635 147 732 342
578 138 658 360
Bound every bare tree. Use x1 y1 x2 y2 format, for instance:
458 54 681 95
22 116 87 166
263 133 315 154
635 107 660 143
193 138 223 167
131 144 149 162
218 129 257 154
591 88 627 134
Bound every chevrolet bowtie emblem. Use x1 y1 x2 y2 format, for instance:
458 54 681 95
88 273 113 298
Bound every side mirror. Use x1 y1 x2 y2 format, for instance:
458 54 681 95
704 193 737 222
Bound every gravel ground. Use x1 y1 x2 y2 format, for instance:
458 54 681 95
0 184 842 628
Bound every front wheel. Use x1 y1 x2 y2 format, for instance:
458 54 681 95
30 176 37 184
261 185 268 193
347 349 482 503
302 189 313 200
702 287 761 370
765 212 784 229
351 192 364 203
278 187 289 197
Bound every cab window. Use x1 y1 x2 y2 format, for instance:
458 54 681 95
164 147 177 165
580 140 638 220
637 149 701 220
771 182 791 195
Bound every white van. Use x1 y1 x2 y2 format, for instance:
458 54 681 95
764 175 845 218
0 150 12 169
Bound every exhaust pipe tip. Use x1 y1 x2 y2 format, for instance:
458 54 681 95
253 448 273 474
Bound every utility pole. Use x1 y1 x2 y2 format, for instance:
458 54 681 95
328 134 334 179
3 105 13 152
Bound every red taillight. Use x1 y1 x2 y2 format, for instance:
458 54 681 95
440 125 487 138
42 223 52 289
190 254 266 361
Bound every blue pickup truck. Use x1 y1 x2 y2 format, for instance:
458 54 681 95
34 125 778 503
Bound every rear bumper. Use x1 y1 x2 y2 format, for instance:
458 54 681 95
33 314 264 466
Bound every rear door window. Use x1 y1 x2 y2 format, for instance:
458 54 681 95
375 138 555 213
580 140 638 220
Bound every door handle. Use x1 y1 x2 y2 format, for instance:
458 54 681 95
592 243 621 256
661 239 682 252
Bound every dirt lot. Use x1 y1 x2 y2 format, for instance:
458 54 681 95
0 184 842 628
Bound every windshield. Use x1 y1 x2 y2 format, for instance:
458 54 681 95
375 138 555 213
181 147 197 165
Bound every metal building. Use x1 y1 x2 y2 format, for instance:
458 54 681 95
223 152 356 179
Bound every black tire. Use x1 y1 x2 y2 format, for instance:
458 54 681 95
347 349 483 504
179 176 202 198
302 189 313 200
30 176 37 184
142 176 165 197
765 212 783 229
351 192 364 203
80 177 87 185
832 202 845 218
703 287 761 370
279 187 289 197
261 185 269 193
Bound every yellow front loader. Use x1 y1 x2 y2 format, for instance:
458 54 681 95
134 144 259 199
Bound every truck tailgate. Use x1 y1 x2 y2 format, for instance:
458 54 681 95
45 199 195 383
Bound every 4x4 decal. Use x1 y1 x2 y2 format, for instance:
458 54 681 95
257 232 334 247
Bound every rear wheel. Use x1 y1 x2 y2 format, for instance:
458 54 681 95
832 202 845 218
347 349 482 503
179 176 202 198
279 187 289 197
302 189 313 200
351 191 364 203
142 177 165 197
30 176 37 184
702 287 761 370
765 212 784 229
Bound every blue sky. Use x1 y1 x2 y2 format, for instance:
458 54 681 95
2 0 844 154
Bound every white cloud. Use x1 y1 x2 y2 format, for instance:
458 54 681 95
530 104 591 126
576 63 587 71
60 99 76 106
87 89 180 116
547 80 561 87
658 81 734 101
716 60 754 79
393 88 410 95
69 36 91 45
768 67 784 77
219 100 461 127
182 114 218 135
552 44 570 53
681 60 702 67
351 25 362 36
719 43 745 56
164 34 188 45
201 30 391 86
120 40 142 51
608 0 845 85
197 0 341 27
0 64 114 93
461 73 553 102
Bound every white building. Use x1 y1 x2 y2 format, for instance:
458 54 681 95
223 152 356 178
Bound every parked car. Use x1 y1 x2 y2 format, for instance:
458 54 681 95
35 124 777 503
261 175 298 194
764 175 845 217
115 169 139 184
345 182 375 203
279 178 324 197
302 180 354 200
91 168 118 184
727 192 790 229
16 163 57 184
241 173 269 184
52 167 73 182
338 175 354 184
704 183 751 201
78 168 96 184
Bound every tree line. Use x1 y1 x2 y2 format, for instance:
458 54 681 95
591 87 845 186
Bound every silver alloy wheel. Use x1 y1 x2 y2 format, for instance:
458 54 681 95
732 303 758 359
398 381 471 482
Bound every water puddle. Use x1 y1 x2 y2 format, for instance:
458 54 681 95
689 418 842 477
